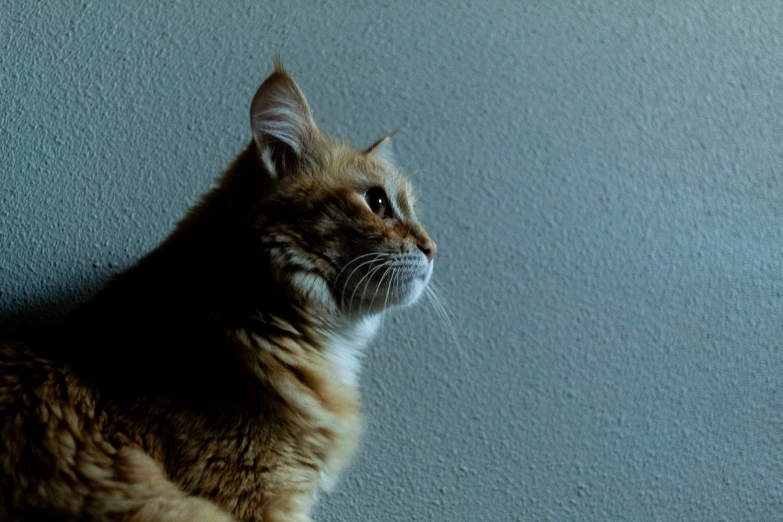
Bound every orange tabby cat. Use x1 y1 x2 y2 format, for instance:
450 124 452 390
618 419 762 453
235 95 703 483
0 60 436 522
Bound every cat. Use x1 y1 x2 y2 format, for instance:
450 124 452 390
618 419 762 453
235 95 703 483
0 59 436 522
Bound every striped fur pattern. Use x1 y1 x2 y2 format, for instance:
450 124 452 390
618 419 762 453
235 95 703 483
0 62 436 521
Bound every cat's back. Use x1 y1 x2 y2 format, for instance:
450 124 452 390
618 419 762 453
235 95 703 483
0 338 69 400
0 339 119 521
0 339 89 426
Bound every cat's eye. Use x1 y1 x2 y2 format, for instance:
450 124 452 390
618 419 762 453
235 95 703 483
364 187 391 218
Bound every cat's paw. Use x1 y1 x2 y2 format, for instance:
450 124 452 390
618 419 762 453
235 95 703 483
128 496 238 522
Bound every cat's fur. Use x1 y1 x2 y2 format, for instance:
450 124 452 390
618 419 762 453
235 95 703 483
0 60 436 522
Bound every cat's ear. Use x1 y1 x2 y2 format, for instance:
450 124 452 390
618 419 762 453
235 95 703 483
364 131 397 163
250 59 321 178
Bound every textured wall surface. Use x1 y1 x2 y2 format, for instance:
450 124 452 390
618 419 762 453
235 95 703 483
3 1 783 520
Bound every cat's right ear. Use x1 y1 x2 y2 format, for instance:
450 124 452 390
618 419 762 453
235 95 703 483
250 59 321 179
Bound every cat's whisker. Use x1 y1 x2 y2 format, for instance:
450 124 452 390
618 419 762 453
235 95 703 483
392 268 417 356
365 262 397 313
425 284 466 362
376 267 392 345
381 267 401 342
380 265 398 313
418 280 439 335
337 252 389 287
428 284 465 338
348 264 381 316
339 254 390 308
369 263 394 311
350 260 394 316
335 252 390 285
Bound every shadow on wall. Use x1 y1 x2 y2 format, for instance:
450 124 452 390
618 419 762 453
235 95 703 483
0 277 106 339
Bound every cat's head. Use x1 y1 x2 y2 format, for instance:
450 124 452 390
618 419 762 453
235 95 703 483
247 61 435 319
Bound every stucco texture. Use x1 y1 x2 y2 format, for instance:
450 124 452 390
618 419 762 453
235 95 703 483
2 1 783 520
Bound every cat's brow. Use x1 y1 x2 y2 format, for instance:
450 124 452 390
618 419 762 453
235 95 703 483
393 191 413 218
388 178 415 219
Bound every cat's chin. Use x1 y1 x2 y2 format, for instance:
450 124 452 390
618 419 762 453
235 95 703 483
396 261 433 308
401 279 426 307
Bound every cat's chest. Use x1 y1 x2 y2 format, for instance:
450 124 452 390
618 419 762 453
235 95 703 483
323 315 380 387
166 416 272 510
168 402 361 519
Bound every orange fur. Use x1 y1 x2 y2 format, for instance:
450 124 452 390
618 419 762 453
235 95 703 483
0 62 435 521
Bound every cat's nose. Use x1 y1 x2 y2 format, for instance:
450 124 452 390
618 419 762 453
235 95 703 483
418 240 437 262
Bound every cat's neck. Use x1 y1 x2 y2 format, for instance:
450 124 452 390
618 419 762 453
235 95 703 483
235 300 381 389
320 314 380 387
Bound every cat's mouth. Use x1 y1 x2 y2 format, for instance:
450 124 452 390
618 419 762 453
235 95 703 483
334 253 432 314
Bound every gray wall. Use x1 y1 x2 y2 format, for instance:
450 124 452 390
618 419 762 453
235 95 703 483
2 1 782 520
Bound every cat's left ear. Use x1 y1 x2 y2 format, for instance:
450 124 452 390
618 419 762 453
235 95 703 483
250 59 322 179
364 132 396 164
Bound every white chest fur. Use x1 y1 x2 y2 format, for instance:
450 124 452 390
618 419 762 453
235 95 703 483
324 316 380 387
